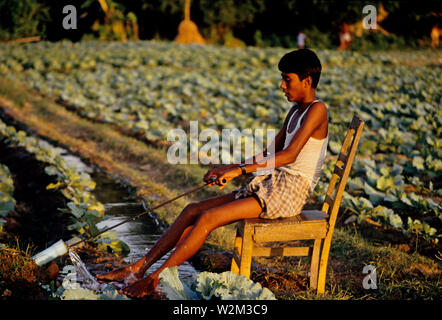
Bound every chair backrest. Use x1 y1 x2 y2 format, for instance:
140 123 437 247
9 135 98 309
321 115 364 230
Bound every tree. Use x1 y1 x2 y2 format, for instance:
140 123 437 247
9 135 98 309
199 0 265 44
82 0 139 41
0 0 50 40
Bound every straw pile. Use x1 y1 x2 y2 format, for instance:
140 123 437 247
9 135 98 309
175 20 205 44
174 0 205 45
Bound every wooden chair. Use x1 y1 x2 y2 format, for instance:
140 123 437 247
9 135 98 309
230 115 364 294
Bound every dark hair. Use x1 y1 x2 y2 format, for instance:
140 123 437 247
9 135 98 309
278 49 322 88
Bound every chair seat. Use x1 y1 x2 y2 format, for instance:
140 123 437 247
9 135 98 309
240 210 329 243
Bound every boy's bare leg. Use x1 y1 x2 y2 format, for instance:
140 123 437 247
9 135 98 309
120 196 263 298
96 192 237 282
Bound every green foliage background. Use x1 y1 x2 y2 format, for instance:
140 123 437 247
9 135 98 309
0 0 440 49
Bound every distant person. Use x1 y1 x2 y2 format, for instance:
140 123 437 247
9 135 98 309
431 24 439 49
338 23 351 51
297 31 307 49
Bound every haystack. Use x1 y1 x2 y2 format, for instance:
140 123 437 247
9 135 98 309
175 20 205 44
174 0 205 45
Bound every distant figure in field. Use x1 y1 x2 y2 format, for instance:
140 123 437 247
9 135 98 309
431 24 440 49
338 23 351 51
297 30 307 49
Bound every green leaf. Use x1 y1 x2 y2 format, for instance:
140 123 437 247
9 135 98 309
359 139 377 155
159 267 276 300
347 177 364 190
67 202 85 219
329 140 341 154
84 213 99 236
365 167 380 187
393 175 405 189
44 166 59 176
359 197 374 209
158 267 198 300
391 164 403 176
369 206 403 229
363 182 385 206
428 158 442 171
425 197 439 210
389 214 403 229
384 192 398 203
376 175 395 191
55 279 130 300
195 271 276 300
400 195 412 206
96 231 130 256
379 166 390 176
412 156 425 170
46 181 64 190
195 274 226 300
0 200 15 217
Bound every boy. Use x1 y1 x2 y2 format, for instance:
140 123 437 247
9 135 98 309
97 49 329 298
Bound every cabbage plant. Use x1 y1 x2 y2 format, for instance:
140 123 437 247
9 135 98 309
158 266 276 300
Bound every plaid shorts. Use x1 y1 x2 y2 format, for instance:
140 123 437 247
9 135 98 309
233 169 311 219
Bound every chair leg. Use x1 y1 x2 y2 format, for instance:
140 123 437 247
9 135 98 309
309 239 322 290
230 229 242 275
317 234 333 294
239 224 254 278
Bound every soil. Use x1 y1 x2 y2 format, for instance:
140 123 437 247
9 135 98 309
0 140 78 300
252 271 309 296
0 142 75 250
357 218 441 258
0 246 49 300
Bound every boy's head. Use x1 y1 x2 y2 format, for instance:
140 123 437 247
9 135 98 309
278 49 322 89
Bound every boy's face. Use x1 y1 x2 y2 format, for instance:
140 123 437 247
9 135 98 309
280 72 311 102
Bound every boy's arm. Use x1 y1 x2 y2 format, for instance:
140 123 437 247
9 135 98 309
211 106 294 170
241 102 327 173
242 105 294 165
204 106 295 184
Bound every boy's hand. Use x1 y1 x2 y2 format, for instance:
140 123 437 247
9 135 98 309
203 166 230 184
203 168 223 186
216 168 242 190
203 166 241 189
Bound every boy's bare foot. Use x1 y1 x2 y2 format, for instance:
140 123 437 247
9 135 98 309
96 263 145 282
96 266 135 282
120 276 160 298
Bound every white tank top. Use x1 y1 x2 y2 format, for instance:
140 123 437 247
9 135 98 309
278 100 328 192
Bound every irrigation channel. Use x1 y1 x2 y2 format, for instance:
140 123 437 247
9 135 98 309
40 140 199 287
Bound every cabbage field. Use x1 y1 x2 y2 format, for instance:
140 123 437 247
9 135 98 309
0 163 14 231
0 40 441 245
0 118 128 254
